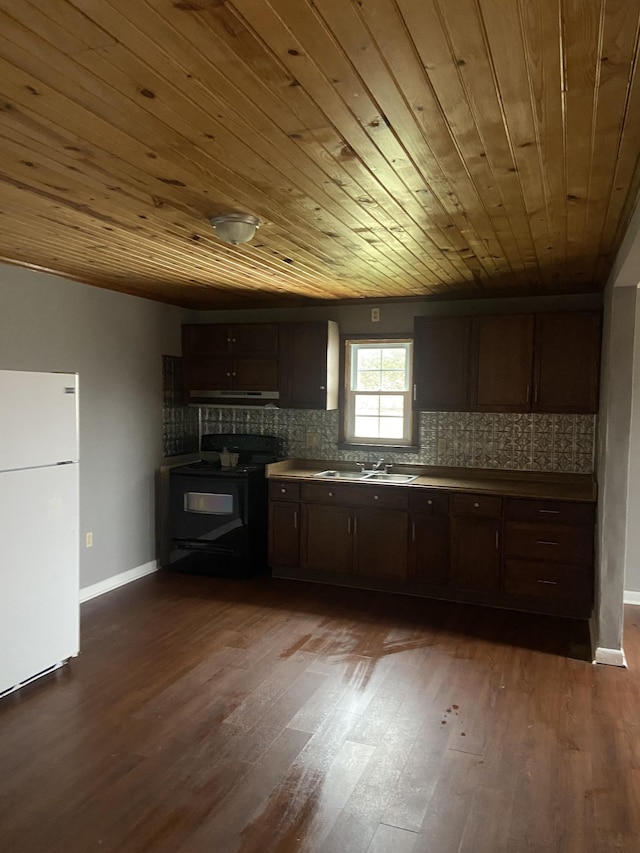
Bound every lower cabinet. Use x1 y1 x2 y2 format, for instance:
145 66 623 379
299 482 408 580
450 494 502 593
302 504 353 574
408 490 449 587
268 479 595 618
268 482 300 569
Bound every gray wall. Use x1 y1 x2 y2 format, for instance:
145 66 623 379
195 292 602 335
0 264 187 589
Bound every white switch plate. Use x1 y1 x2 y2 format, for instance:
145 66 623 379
85 532 93 548
371 307 380 322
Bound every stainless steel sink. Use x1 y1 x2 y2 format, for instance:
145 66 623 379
313 470 367 480
363 472 418 483
313 469 418 484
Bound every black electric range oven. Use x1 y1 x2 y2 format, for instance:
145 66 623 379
168 433 283 577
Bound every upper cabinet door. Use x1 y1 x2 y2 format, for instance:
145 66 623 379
471 315 534 412
413 316 471 411
230 324 278 358
533 312 601 413
278 321 339 409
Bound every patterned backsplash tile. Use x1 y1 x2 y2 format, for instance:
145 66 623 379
162 348 595 473
191 406 596 474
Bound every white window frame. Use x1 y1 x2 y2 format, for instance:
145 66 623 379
344 338 414 447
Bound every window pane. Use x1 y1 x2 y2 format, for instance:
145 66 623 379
354 416 380 437
355 395 380 415
379 418 404 439
356 348 382 371
356 370 382 391
381 348 406 370
381 371 406 391
379 395 404 416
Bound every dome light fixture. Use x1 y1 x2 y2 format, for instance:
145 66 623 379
209 212 260 245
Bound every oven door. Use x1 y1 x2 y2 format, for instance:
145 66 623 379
169 473 247 547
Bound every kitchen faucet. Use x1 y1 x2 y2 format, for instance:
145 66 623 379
372 457 386 471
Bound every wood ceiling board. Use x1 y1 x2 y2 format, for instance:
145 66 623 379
0 0 639 308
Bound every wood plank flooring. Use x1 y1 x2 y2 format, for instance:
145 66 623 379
1 572 639 852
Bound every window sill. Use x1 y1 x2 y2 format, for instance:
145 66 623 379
338 443 419 453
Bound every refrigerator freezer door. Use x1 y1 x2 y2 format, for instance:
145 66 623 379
0 463 79 695
0 370 78 471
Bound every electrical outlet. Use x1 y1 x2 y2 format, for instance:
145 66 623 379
85 532 93 548
371 307 380 322
306 430 320 449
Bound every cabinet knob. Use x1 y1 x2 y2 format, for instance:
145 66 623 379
328 491 333 497
374 495 379 500
427 499 432 505
474 502 480 508
226 372 231 377
281 487 286 494
232 338 237 343
232 372 237 377
320 386 325 390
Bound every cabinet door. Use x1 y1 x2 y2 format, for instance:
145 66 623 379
268 502 300 568
301 504 353 573
413 316 471 411
471 315 534 411
533 312 601 413
408 513 449 586
230 324 278 357
278 322 339 409
232 358 279 391
450 516 501 592
353 509 408 580
183 324 233 357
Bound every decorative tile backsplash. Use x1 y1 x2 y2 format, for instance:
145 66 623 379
162 349 595 474
162 356 199 457
186 407 595 474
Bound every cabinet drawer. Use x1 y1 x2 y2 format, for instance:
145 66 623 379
505 498 595 526
269 481 300 502
504 522 593 564
300 481 408 509
504 559 593 602
409 489 449 515
451 493 502 518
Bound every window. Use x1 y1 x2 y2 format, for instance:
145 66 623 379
344 339 414 446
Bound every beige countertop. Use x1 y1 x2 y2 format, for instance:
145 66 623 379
266 459 597 503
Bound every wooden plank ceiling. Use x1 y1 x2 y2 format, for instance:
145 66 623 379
0 0 639 309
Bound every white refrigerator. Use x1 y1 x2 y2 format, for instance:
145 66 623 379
0 369 80 697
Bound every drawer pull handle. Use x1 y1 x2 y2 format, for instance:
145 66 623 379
537 540 558 546
293 511 298 529
347 517 351 534
537 579 558 585
354 517 358 535
474 502 480 508
495 530 499 549
412 522 416 541
539 509 560 515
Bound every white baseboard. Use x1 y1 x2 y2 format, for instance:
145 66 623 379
593 646 628 667
624 590 640 605
80 560 158 603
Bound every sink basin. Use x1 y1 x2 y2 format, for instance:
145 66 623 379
313 469 419 484
362 472 419 483
313 470 367 480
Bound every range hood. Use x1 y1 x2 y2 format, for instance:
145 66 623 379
188 389 279 407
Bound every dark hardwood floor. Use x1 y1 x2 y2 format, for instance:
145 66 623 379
1 572 639 852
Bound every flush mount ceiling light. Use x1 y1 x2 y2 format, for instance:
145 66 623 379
209 212 260 245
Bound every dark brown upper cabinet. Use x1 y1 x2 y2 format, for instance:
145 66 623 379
471 314 535 412
413 310 601 415
278 321 339 410
182 323 278 403
533 312 601 414
413 315 471 411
